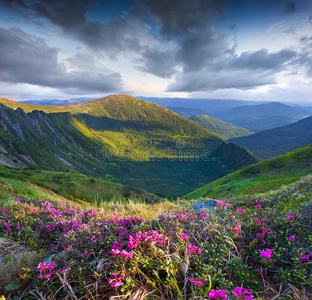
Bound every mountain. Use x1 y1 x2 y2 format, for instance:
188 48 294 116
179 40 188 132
229 115 312 159
187 115 252 139
210 102 311 132
137 97 258 112
0 95 257 198
184 143 312 200
166 107 209 117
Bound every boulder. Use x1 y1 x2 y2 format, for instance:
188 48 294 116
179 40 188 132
192 199 218 211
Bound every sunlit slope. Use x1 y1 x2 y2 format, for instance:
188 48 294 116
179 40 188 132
185 143 312 200
188 114 252 139
0 95 258 197
1 95 224 156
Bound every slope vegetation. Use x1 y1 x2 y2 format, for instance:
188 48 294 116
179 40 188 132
229 115 312 159
188 114 252 139
184 143 312 200
0 95 257 197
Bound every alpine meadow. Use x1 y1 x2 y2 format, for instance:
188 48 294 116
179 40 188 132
1 0 312 299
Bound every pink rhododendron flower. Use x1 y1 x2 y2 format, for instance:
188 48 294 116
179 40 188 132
233 227 240 234
286 214 294 220
233 287 254 299
260 249 274 259
187 244 201 255
208 289 229 300
108 273 124 287
120 250 133 258
189 278 207 287
84 250 91 257
2 208 7 214
179 233 189 240
300 254 310 261
288 235 295 241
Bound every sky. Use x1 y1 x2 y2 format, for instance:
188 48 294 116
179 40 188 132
0 0 311 102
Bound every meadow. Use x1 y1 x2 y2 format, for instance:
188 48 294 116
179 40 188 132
1 175 312 299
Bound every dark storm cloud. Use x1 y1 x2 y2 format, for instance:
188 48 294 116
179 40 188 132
0 28 123 93
167 48 297 92
0 0 145 56
138 46 177 78
141 0 224 38
0 0 309 93
230 49 296 70
139 0 232 73
284 3 297 13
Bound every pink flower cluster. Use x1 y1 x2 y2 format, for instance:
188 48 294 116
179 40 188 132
189 277 207 287
260 249 274 259
217 201 232 207
208 289 228 300
207 287 254 300
37 262 56 280
3 221 11 233
177 212 188 221
286 214 294 220
127 230 167 249
233 287 254 299
179 233 189 240
187 244 201 255
108 273 124 287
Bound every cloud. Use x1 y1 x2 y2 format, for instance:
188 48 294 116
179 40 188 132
137 46 177 78
0 0 147 57
0 28 123 93
167 69 276 92
167 48 297 92
229 49 296 70
284 3 297 14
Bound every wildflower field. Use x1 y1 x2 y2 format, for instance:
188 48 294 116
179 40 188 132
1 176 312 299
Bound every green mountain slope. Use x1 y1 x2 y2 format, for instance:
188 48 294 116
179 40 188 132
187 115 252 139
0 95 257 197
0 167 155 204
229 115 312 159
184 143 312 200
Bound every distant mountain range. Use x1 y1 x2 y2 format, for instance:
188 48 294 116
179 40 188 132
139 97 312 132
209 102 312 132
0 95 257 197
187 115 252 139
229 115 312 159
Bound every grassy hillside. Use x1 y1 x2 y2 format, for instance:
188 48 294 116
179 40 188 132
229 115 312 159
0 167 155 205
1 177 312 299
184 143 312 200
0 95 257 197
187 114 252 139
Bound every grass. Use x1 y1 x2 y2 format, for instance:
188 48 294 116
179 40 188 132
185 143 312 200
1 176 312 299
0 167 156 205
